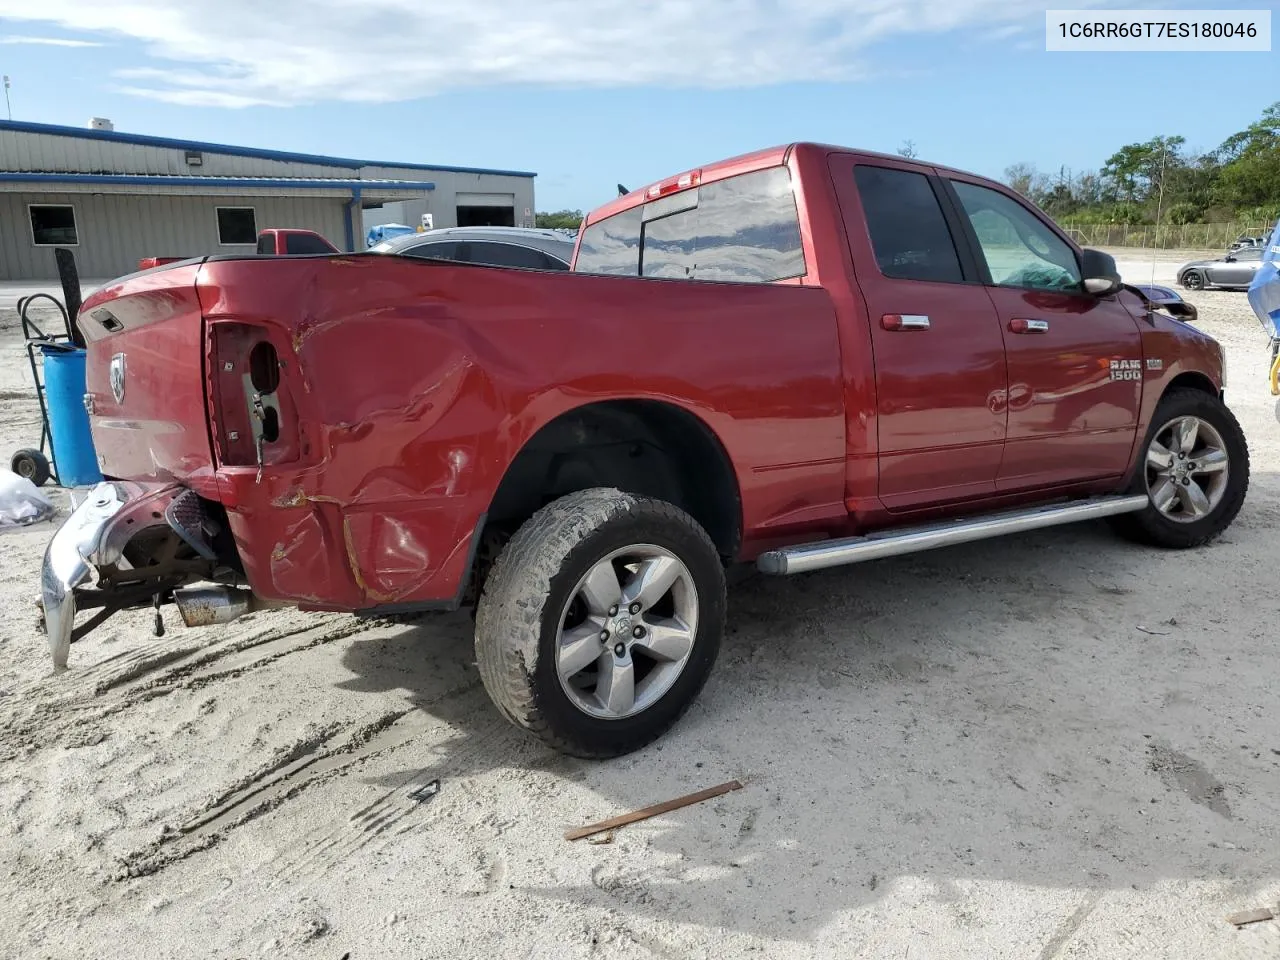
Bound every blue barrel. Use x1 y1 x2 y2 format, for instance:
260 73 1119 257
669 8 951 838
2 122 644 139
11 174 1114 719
41 345 103 487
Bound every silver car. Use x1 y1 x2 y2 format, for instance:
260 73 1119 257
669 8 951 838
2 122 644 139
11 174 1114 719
368 226 575 270
1177 245 1265 291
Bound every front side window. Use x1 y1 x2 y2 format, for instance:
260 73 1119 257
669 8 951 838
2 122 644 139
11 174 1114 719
30 205 77 246
950 181 1081 292
576 165 806 284
217 207 258 246
853 166 962 283
1231 247 1263 262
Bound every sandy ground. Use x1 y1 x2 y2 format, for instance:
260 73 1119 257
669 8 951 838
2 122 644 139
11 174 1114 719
1 251 1279 960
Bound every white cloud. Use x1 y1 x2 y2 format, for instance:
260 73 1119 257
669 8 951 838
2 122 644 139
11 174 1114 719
0 35 102 47
0 1 1136 107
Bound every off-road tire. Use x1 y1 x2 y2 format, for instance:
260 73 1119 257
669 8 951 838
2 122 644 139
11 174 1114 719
474 487 726 759
1109 388 1249 548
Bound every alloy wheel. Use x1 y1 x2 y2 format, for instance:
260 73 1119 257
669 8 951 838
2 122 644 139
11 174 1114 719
1145 415 1230 523
555 544 699 720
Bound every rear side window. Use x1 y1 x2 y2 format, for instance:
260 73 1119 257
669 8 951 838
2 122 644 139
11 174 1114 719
575 165 806 283
853 166 963 283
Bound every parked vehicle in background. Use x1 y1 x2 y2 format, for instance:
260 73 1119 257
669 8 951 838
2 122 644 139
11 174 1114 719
1228 234 1267 252
1178 246 1266 290
255 228 339 255
43 143 1246 759
366 223 416 247
136 228 338 271
368 226 574 269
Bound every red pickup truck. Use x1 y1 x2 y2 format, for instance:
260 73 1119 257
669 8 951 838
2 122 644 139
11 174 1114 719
42 142 1247 758
135 228 339 270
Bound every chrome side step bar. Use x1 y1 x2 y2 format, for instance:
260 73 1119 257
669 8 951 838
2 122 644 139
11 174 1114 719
756 494 1149 576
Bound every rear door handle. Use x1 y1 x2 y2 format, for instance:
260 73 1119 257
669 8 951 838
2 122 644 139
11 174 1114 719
881 314 930 331
1009 318 1049 334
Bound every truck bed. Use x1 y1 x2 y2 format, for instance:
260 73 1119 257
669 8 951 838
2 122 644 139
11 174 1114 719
79 253 850 609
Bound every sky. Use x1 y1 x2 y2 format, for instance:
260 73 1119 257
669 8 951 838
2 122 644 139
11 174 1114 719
0 1 1274 213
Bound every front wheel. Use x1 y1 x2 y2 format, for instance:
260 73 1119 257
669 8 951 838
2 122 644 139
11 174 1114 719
1180 270 1205 291
1110 388 1249 548
474 488 726 759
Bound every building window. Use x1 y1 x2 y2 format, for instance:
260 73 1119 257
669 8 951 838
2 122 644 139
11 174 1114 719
29 205 78 246
217 207 258 245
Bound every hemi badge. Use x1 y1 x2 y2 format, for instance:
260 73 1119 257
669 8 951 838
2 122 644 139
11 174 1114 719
1146 358 1163 371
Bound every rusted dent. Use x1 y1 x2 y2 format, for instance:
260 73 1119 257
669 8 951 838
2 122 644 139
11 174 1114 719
272 487 308 508
341 517 396 605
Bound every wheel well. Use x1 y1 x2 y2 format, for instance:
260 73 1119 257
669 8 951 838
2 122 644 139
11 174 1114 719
1164 371 1219 399
479 400 741 577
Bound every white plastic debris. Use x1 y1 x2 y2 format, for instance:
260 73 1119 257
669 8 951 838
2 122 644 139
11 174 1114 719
0 467 56 531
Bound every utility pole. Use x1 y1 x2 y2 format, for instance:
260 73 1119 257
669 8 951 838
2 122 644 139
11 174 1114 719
3 76 10 121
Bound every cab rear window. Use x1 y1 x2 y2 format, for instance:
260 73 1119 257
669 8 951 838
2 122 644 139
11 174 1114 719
575 165 806 284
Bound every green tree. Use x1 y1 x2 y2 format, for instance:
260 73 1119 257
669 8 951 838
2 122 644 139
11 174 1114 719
1214 102 1280 209
1165 202 1202 225
535 209 584 229
1004 162 1038 197
1101 135 1186 203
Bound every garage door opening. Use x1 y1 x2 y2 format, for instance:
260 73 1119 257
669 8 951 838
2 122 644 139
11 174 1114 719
456 192 516 228
456 205 515 227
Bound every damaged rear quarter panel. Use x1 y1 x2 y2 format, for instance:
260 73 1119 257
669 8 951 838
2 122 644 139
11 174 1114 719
196 253 845 609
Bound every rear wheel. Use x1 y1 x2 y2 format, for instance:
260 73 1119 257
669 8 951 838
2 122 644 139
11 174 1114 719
474 488 725 758
1110 388 1248 548
10 448 51 487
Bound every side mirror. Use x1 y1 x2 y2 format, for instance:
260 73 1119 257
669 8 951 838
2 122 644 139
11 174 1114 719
1225 255 1237 263
1161 300 1198 323
1081 248 1122 296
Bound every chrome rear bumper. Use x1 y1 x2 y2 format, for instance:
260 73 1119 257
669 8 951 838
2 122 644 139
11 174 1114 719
40 480 186 670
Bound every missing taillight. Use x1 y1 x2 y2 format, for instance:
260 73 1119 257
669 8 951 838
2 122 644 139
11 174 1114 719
208 323 300 469
261 405 279 443
249 341 280 394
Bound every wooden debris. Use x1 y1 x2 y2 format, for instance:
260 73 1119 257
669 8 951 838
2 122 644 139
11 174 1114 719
1136 625 1171 636
565 779 744 842
1227 907 1274 928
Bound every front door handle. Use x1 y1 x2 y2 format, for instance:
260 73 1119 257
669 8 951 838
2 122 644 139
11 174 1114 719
882 313 930 331
1009 318 1050 334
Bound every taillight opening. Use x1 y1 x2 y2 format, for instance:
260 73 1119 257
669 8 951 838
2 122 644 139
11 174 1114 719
249 341 280 394
207 322 299 469
261 405 280 443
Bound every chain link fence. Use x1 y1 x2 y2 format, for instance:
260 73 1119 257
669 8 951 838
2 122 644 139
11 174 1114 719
1059 221 1272 250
